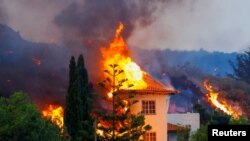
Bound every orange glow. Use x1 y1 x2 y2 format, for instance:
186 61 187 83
203 80 242 119
107 92 113 98
42 104 64 129
101 22 147 91
123 100 129 112
32 56 42 66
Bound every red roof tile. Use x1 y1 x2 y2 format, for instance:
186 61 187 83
119 73 179 95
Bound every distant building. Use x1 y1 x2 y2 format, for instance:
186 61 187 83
168 123 185 141
167 113 200 141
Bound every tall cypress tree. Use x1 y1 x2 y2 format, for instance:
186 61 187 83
77 55 89 119
64 55 94 141
64 56 82 140
76 54 94 140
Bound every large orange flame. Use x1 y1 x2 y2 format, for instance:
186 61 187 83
203 80 242 119
42 104 64 129
101 23 147 91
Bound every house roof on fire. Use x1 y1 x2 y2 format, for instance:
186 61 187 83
119 73 178 95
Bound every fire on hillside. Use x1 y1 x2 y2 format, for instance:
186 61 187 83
203 80 243 119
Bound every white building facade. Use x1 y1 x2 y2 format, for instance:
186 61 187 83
125 74 178 141
131 94 171 141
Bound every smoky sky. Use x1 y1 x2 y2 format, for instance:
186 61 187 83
0 0 8 24
2 0 250 53
128 0 250 53
1 0 77 42
51 0 168 80
1 0 166 45
54 0 165 49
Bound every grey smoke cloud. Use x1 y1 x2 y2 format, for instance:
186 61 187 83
2 0 250 52
52 0 167 80
0 0 8 24
1 0 79 42
54 0 165 48
1 0 165 45
128 0 250 53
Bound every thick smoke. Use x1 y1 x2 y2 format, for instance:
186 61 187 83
54 0 167 48
3 0 250 53
54 0 168 80
1 0 79 42
0 0 8 24
1 0 166 44
128 0 250 53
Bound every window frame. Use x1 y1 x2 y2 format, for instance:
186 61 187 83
144 132 157 141
141 100 156 115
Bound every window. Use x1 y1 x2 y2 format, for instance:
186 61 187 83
142 100 156 114
144 132 156 141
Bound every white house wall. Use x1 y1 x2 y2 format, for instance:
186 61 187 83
131 94 170 141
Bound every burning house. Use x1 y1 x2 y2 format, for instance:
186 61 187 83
100 23 178 141
39 21 179 141
119 74 178 141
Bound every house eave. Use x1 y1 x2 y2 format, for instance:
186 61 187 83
118 89 179 95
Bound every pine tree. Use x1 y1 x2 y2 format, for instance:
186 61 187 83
97 64 151 141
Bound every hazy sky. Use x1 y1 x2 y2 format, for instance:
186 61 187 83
0 0 78 43
129 0 250 53
1 0 250 53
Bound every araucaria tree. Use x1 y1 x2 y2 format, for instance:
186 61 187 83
64 55 94 141
97 64 151 141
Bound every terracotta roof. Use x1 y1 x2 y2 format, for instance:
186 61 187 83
168 123 184 133
119 73 179 95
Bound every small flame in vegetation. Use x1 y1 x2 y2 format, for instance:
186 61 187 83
203 80 243 119
32 56 42 66
42 104 64 129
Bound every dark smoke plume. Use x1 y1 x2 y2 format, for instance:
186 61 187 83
55 0 164 46
54 0 168 80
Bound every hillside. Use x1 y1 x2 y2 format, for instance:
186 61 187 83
0 24 69 106
132 48 237 76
